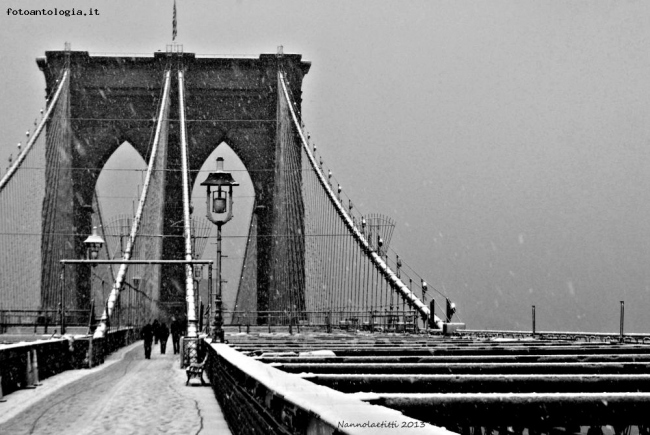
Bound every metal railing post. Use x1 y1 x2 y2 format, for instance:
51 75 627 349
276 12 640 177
532 305 536 336
60 264 65 335
620 301 625 342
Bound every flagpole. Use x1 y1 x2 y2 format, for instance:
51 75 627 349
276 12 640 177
172 0 177 42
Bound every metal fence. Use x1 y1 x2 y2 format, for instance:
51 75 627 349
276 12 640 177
226 310 421 333
0 308 93 333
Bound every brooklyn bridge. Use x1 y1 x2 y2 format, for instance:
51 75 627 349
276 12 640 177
1 46 650 435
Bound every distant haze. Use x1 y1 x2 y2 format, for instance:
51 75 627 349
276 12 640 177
2 1 650 333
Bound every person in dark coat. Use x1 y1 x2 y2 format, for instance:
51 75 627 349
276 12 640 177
141 322 154 359
170 316 182 355
152 319 160 345
159 322 170 354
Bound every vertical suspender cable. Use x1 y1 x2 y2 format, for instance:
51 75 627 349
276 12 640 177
316 174 325 313
334 218 341 318
338 219 345 316
342 223 352 317
354 239 360 312
326 198 335 314
307 159 317 316
318 178 326 315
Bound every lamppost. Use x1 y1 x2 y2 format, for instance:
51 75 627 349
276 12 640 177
193 265 203 331
63 226 104 334
84 226 104 327
200 157 238 343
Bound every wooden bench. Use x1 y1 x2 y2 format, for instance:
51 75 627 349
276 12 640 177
185 355 208 386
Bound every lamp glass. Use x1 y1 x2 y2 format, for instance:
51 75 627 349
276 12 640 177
213 193 227 214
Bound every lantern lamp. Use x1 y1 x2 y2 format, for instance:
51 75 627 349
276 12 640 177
200 157 239 226
83 226 105 261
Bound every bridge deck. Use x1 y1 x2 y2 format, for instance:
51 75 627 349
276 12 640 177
0 341 231 435
4 331 650 434
226 331 650 431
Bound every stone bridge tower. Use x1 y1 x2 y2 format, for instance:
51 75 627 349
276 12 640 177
37 50 310 317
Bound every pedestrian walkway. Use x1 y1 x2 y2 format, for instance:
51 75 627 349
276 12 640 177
0 340 231 435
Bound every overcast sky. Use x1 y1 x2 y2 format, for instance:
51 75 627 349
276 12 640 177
2 0 650 333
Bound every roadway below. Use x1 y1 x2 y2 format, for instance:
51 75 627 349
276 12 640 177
0 340 230 435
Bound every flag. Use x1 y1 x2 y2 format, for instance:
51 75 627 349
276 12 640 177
172 0 177 41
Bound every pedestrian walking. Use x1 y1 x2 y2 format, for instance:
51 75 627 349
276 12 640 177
152 319 160 345
141 321 154 359
171 316 182 354
159 322 170 354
